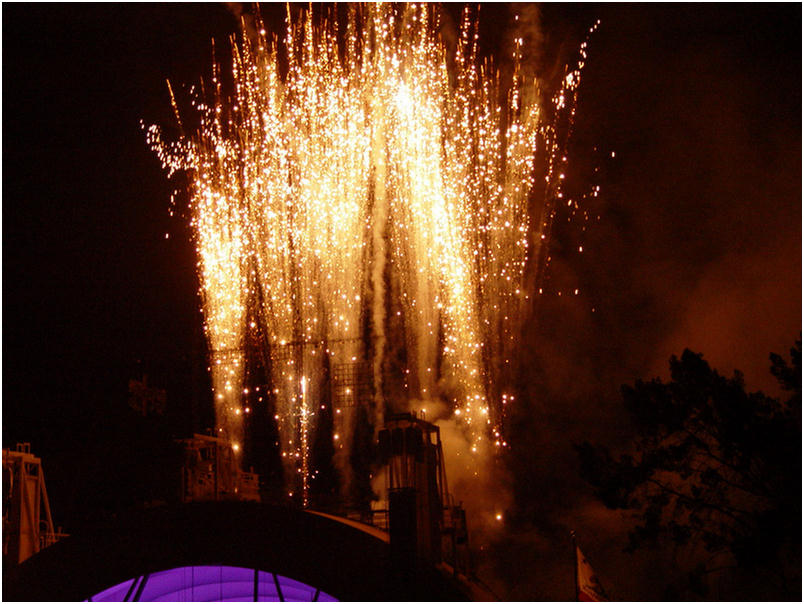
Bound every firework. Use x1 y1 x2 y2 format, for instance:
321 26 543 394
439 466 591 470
146 4 593 503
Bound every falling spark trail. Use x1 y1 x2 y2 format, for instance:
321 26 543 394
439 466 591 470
146 4 595 499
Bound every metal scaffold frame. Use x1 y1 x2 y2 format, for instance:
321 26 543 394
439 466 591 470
3 443 67 565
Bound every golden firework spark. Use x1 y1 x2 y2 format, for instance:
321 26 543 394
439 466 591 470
147 4 594 500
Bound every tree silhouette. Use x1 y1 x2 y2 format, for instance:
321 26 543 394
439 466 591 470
576 340 801 599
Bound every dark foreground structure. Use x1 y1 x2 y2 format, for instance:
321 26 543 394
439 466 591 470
5 414 495 601
4 501 477 601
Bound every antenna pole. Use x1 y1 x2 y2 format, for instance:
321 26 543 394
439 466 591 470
571 530 579 601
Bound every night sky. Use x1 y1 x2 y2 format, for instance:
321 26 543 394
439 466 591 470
3 4 801 601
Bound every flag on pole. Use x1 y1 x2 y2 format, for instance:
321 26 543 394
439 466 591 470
573 534 610 601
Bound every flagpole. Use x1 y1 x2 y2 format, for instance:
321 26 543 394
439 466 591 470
571 530 579 602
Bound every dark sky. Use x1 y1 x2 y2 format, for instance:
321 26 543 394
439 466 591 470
3 3 801 600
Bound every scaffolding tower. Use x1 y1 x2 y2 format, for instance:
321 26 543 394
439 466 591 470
177 434 260 503
378 414 470 574
3 443 67 566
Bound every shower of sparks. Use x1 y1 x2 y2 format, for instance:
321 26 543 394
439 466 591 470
146 4 596 501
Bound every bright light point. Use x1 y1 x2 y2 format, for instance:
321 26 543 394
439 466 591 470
395 82 413 115
495 513 503 521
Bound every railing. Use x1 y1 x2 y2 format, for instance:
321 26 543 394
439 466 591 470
369 508 389 531
39 529 68 550
344 507 389 531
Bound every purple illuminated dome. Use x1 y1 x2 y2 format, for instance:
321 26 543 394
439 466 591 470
89 565 338 602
